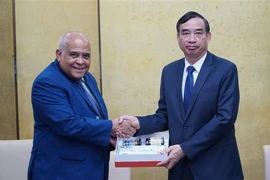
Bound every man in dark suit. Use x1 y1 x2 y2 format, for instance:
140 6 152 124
27 31 139 180
119 11 243 180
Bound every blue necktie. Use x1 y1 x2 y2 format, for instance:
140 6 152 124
184 66 195 112
80 79 102 116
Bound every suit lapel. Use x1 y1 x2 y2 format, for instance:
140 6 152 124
185 52 214 119
83 77 107 119
72 80 105 118
175 60 186 121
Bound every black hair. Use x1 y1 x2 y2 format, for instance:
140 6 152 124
176 11 210 33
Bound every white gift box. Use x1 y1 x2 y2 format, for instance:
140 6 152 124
114 132 169 167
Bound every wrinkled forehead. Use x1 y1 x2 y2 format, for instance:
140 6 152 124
65 37 90 52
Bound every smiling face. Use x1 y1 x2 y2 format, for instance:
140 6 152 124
56 33 91 80
177 17 211 64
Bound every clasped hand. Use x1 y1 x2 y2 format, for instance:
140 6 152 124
112 115 140 139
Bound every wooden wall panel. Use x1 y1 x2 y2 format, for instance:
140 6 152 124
0 0 17 139
15 0 100 139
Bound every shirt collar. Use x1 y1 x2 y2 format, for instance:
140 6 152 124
184 52 207 72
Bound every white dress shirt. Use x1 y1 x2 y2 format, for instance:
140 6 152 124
182 52 207 100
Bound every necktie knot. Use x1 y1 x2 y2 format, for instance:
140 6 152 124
187 66 195 74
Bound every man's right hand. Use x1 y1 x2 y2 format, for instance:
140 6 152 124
112 116 139 138
112 115 140 138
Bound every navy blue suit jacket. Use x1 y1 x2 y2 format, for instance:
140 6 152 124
28 60 112 180
136 52 243 180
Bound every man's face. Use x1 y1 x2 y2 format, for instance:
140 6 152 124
56 35 91 80
177 17 211 62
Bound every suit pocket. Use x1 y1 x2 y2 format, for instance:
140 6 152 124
58 150 90 179
59 150 86 161
197 87 218 106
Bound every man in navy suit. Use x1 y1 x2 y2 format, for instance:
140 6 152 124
27 31 139 180
119 11 243 180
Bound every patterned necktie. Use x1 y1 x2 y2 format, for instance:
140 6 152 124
80 79 102 116
184 66 195 112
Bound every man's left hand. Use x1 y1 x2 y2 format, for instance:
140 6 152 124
157 144 185 169
110 134 117 147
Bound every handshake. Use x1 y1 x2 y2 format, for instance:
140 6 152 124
111 115 140 139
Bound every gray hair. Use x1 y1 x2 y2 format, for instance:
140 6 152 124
58 31 88 50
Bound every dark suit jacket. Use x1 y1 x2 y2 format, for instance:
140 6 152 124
136 52 243 180
28 59 112 180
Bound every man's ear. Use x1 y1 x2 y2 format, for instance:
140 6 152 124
207 32 212 43
56 49 61 61
176 33 180 44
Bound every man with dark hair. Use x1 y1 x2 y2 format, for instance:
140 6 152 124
120 11 243 180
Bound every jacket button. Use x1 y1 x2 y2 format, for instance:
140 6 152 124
96 116 100 119
183 126 188 130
